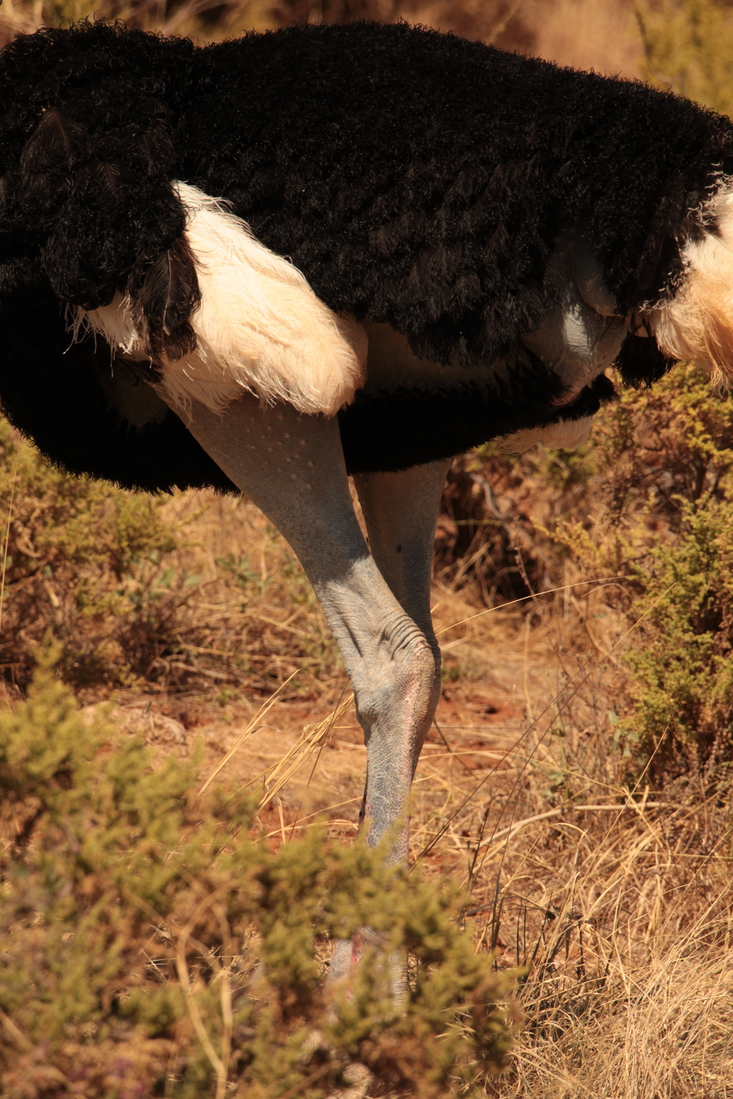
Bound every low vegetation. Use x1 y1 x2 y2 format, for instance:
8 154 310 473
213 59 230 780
0 647 511 1097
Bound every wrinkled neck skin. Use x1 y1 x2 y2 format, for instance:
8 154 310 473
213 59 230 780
643 177 733 388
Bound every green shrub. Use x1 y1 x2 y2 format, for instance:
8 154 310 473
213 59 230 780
0 646 511 1097
619 494 733 770
0 417 194 690
542 363 733 771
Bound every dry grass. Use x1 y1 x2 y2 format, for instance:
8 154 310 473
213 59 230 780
76 484 728 1098
418 611 733 1097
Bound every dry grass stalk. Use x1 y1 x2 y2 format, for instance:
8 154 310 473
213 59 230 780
251 693 353 811
199 669 299 793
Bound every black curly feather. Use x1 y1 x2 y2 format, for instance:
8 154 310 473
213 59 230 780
0 20 731 490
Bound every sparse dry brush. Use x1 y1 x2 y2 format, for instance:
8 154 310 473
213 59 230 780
0 418 346 700
426 354 733 1096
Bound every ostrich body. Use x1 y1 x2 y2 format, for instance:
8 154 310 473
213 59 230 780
2 20 733 982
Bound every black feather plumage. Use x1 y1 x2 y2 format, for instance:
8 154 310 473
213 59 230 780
0 20 730 489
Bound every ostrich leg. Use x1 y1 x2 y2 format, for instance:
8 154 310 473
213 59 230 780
325 461 451 983
173 394 441 916
352 461 450 849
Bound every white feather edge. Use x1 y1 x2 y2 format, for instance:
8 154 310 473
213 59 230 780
72 181 368 417
644 177 733 390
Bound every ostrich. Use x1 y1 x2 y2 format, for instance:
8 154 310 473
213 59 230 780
2 19 733 983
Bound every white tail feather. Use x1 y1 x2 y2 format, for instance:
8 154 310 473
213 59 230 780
74 181 367 416
645 179 733 388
